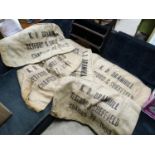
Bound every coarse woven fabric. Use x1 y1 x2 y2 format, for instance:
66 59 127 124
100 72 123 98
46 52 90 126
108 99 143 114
51 76 141 135
17 64 58 112
0 23 75 67
92 53 151 107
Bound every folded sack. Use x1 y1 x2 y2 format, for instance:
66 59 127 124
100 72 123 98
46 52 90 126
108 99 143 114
92 53 151 107
51 76 141 135
17 64 58 112
17 51 82 112
0 23 74 67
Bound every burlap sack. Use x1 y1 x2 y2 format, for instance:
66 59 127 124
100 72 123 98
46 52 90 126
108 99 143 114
0 23 75 67
92 53 151 107
51 76 141 135
68 40 94 81
42 49 82 77
17 64 60 112
17 47 82 112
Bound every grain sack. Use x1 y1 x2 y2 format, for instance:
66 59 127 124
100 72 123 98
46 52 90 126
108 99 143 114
0 23 74 67
17 64 59 112
92 53 151 107
51 77 141 135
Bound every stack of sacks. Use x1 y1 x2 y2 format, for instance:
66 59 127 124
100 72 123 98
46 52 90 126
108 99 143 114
17 50 82 112
0 23 151 134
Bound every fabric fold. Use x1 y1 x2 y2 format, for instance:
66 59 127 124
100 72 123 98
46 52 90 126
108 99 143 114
0 23 74 67
51 77 141 135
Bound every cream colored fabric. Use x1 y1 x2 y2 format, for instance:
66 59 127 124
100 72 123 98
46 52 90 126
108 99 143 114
17 49 82 112
92 53 151 107
42 49 82 77
71 49 93 81
0 23 74 67
68 40 94 81
17 64 59 112
51 76 141 135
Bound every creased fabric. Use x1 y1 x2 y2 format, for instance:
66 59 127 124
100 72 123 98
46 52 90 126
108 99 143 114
42 49 82 77
92 53 151 107
0 23 74 67
51 76 141 135
17 64 58 112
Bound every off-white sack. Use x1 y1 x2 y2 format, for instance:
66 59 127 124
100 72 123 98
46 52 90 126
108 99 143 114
42 49 82 77
68 40 94 81
0 23 75 67
17 64 60 112
92 53 151 107
17 50 82 112
51 76 141 135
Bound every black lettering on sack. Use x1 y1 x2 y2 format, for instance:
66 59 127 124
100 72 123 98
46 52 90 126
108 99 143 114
94 70 134 99
57 55 71 68
57 55 65 61
91 105 120 127
69 102 113 134
80 84 92 96
110 82 134 99
94 71 106 82
80 84 119 110
38 76 57 88
89 112 112 134
99 65 104 70
111 72 134 89
45 41 49 47
49 39 57 45
69 103 87 117
94 92 109 101
26 66 38 73
31 52 42 58
26 44 32 50
42 31 58 38
70 92 89 105
105 68 110 73
99 121 112 134
81 59 88 76
26 42 44 50
106 98 119 110
28 32 33 39
94 92 102 100
48 59 58 68
31 71 48 82
26 68 33 73
105 78 110 84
